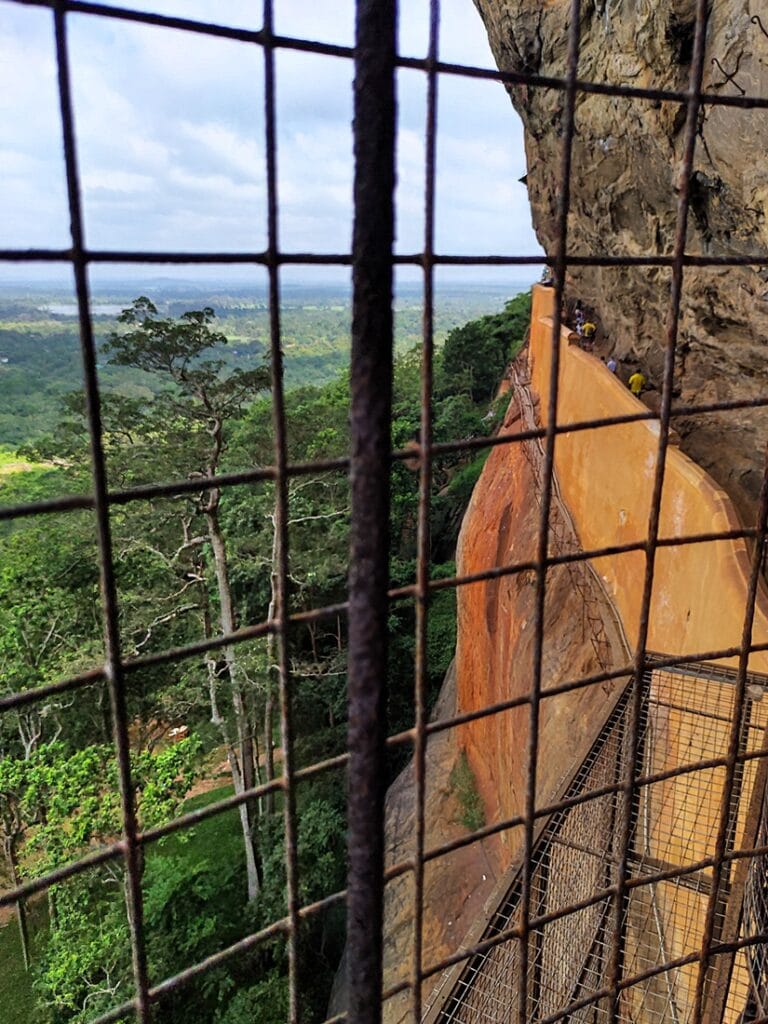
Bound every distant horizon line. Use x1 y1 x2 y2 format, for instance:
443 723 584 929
0 275 541 295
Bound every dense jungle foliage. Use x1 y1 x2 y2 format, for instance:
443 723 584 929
0 289 530 1023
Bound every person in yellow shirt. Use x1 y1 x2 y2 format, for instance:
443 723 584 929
582 321 596 340
628 369 646 397
580 320 597 352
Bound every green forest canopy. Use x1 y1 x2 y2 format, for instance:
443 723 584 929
0 290 530 1024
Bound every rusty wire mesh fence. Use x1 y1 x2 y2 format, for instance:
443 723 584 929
423 659 768 1024
3 1 768 1023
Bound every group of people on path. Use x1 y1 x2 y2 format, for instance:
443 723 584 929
573 301 597 349
539 273 650 399
570 297 647 398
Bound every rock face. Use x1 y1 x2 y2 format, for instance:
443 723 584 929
455 361 629 870
473 0 768 526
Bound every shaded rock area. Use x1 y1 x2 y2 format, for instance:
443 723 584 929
473 0 768 526
380 665 505 1024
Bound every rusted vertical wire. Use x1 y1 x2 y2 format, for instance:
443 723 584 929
411 2 440 1021
606 4 712 1023
51 4 151 1020
346 3 397 1023
516 4 582 1024
262 3 301 1020
693 445 768 1023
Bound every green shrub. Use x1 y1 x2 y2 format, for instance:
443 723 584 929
450 750 485 833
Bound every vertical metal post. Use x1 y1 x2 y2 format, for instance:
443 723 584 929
412 2 440 1021
346 3 397 1023
52 5 151 1022
262 2 301 1020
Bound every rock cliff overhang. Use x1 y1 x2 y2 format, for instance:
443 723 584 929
474 0 768 524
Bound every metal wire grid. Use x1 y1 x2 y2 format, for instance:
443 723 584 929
432 682 634 1024
1 1 768 1024
743 788 768 1019
426 662 768 1024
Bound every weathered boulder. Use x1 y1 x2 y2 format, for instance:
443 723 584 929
474 0 768 525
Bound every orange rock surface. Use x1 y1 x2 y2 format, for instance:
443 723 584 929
456 368 628 866
457 287 768 848
527 284 768 670
447 286 768 1020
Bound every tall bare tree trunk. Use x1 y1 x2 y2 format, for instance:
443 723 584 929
204 504 262 901
263 527 279 814
206 649 262 897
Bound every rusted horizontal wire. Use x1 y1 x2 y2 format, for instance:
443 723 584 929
0 665 103 712
0 248 353 265
6 0 768 115
5 247 768 269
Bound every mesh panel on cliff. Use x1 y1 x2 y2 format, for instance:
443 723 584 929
2 2 768 1024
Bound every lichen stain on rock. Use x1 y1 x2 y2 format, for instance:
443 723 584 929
474 0 768 525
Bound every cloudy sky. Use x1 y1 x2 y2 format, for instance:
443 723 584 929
0 0 542 285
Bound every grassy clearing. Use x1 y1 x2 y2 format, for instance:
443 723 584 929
0 900 49 1024
0 460 37 477
0 447 24 472
150 784 240 867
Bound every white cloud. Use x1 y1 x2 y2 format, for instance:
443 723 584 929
82 170 156 193
0 0 541 277
178 121 264 182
